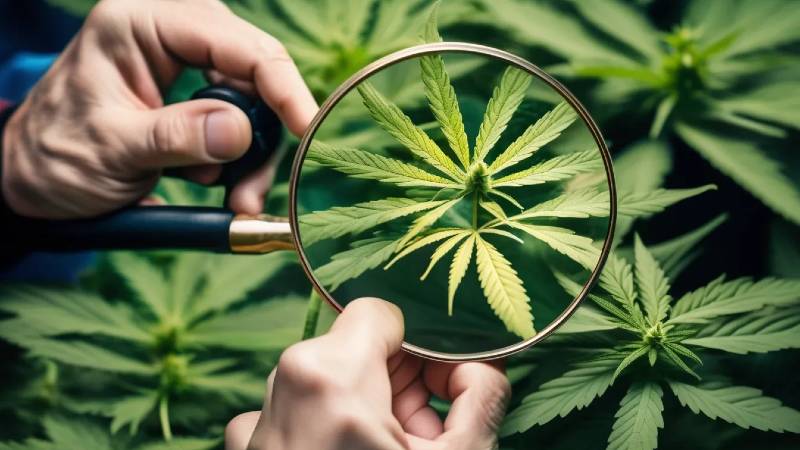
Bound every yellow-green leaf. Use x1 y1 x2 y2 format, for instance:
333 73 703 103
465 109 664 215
448 233 476 315
474 235 535 338
307 140 458 188
474 67 532 161
488 102 576 174
357 81 463 180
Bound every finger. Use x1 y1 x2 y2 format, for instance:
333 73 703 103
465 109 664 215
393 378 442 440
390 354 422 396
151 2 318 135
426 362 510 446
122 99 251 169
178 164 223 185
226 140 283 214
204 69 258 96
328 298 405 362
224 411 260 450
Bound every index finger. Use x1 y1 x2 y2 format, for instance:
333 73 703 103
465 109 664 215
147 1 318 136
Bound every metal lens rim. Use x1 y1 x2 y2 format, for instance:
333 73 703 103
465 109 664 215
288 42 617 362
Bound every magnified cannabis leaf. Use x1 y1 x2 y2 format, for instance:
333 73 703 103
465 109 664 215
501 234 800 448
299 5 607 339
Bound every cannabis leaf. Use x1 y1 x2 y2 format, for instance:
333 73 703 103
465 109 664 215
487 0 800 224
502 234 800 446
299 5 609 338
607 382 664 450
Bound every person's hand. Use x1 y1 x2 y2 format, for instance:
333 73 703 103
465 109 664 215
1 0 317 219
225 298 511 450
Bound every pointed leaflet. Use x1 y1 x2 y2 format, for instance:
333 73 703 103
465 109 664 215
42 415 113 450
505 222 600 270
501 356 620 436
668 276 800 325
307 141 458 188
479 198 508 221
474 67 532 161
634 235 672 325
474 235 535 339
599 253 637 309
676 122 800 225
22 338 157 375
184 297 307 351
316 239 399 291
189 252 292 321
448 234 476 316
612 345 650 381
570 0 661 61
397 198 462 247
357 81 463 180
110 391 159 434
608 382 664 450
419 4 470 168
617 185 716 218
386 228 466 269
421 232 471 281
649 214 727 280
0 285 149 343
300 198 445 246
109 252 169 319
512 188 610 220
683 306 800 354
669 381 800 433
492 149 603 187
488 102 577 174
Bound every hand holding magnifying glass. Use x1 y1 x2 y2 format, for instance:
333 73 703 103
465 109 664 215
226 299 510 450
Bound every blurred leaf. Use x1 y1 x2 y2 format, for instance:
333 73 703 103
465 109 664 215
184 297 306 351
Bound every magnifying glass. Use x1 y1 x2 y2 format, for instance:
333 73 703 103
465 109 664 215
7 43 616 361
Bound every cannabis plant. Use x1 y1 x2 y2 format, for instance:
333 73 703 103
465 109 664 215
0 414 219 450
0 249 305 442
485 0 800 225
501 235 800 449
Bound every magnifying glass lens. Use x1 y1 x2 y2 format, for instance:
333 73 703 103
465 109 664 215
294 46 613 360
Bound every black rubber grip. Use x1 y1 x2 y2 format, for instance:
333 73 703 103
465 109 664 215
10 206 234 252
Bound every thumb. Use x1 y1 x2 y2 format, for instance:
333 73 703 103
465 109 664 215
128 99 251 169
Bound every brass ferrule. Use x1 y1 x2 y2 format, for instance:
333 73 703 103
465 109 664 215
229 214 295 254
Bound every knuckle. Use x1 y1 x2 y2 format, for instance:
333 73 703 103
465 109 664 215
257 36 292 63
151 114 188 156
329 408 369 438
86 0 127 24
276 342 335 392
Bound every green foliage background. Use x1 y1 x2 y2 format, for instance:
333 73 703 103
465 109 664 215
1 0 798 449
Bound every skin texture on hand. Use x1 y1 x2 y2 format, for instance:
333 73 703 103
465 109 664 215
225 298 511 450
0 0 317 219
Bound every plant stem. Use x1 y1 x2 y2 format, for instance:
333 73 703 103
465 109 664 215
472 191 478 229
302 290 322 340
159 395 172 441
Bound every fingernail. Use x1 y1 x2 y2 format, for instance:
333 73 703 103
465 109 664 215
205 110 243 160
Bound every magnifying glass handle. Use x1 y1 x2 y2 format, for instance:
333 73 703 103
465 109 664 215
7 207 294 254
